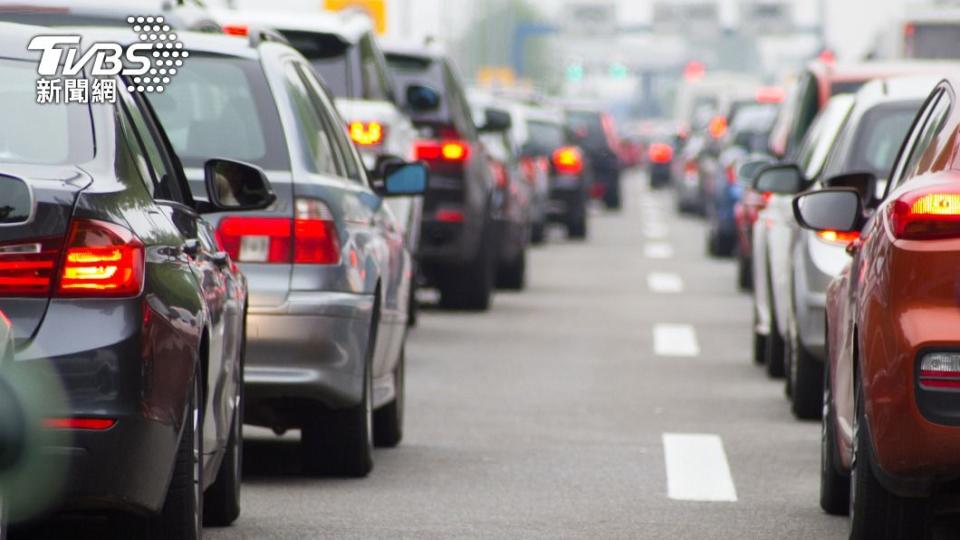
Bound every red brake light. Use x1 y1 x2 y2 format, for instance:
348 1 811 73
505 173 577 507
0 237 61 297
435 208 465 223
890 191 960 240
415 140 469 162
57 219 144 297
553 146 584 175
222 24 249 37
216 199 340 265
648 143 673 164
684 160 698 176
708 116 728 139
43 417 116 430
349 121 385 146
756 86 785 104
816 230 860 245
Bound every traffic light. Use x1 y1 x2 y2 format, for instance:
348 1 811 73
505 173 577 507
565 63 584 82
609 62 629 79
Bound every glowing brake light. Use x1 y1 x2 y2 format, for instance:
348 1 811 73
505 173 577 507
647 143 673 164
708 116 728 139
415 140 469 162
349 121 385 146
222 24 249 37
552 146 584 175
57 219 144 297
890 191 960 239
816 230 860 245
44 417 116 430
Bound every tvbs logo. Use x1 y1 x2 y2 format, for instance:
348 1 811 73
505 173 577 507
29 16 188 104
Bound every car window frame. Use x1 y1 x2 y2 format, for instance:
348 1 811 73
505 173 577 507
280 60 344 178
886 88 951 197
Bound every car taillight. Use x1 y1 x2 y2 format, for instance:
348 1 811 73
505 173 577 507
648 143 673 164
57 219 144 298
684 161 698 176
0 237 61 297
708 115 728 139
890 191 960 240
216 199 340 265
553 146 584 175
726 165 737 185
816 230 860 245
920 352 960 389
43 417 116 430
222 23 249 36
349 121 386 146
435 208 465 223
491 162 508 189
415 140 470 162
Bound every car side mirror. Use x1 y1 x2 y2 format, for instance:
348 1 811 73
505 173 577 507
371 157 428 197
793 188 863 232
823 171 878 207
202 159 277 213
737 158 775 186
479 107 512 133
754 163 804 195
0 175 33 225
406 84 441 113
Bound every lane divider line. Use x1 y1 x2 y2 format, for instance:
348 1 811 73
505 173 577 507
644 243 674 259
647 272 684 294
653 324 700 357
662 433 738 502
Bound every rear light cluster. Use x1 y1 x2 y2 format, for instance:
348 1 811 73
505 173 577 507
920 352 960 389
816 230 860 245
44 417 116 430
647 143 673 164
552 146 584 175
216 198 340 265
491 163 508 189
519 156 548 185
890 191 960 240
349 121 385 146
415 140 469 162
0 219 144 298
708 116 728 139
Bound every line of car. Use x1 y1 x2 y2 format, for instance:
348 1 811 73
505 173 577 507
0 2 633 537
655 57 960 538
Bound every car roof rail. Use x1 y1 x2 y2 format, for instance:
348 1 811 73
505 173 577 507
248 26 291 48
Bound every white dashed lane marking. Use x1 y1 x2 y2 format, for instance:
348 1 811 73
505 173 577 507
662 433 738 502
644 243 674 259
647 272 684 294
653 324 700 357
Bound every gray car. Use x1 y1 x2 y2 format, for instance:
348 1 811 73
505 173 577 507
143 31 425 476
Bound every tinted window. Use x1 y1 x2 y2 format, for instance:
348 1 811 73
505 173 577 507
0 176 31 224
282 63 341 177
120 92 187 203
908 24 960 60
846 104 919 179
150 55 289 170
524 121 566 154
830 80 867 96
0 59 93 165
567 110 605 148
281 30 352 98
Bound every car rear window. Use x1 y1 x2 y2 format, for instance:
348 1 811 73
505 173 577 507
566 110 606 148
385 53 449 123
0 59 93 166
908 23 960 60
149 55 290 170
830 80 867 96
525 120 565 154
280 31 352 98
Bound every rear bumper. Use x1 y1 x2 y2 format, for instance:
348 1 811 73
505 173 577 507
244 292 374 425
547 178 585 220
649 163 671 185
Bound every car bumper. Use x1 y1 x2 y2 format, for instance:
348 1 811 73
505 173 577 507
547 178 584 220
244 292 375 423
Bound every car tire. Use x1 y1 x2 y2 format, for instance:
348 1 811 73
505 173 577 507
496 248 526 290
438 226 494 311
737 254 753 291
373 347 405 448
765 281 786 378
567 205 588 240
820 360 849 515
203 396 242 526
530 221 546 245
706 229 723 257
407 274 418 328
790 335 823 420
849 378 928 539
139 368 203 540
301 305 376 477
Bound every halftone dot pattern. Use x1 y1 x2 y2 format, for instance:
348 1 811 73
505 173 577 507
127 15 184 94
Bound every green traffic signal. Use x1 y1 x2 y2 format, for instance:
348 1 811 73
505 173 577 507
565 63 584 81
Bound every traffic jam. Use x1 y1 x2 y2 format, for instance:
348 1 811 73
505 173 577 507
0 0 959 539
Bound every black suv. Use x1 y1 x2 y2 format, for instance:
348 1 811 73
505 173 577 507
384 43 501 311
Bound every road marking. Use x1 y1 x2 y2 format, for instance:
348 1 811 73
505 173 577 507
662 433 738 502
644 225 669 239
647 272 684 293
653 324 699 356
644 243 674 259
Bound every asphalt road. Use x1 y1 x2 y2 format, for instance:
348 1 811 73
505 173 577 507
210 171 848 540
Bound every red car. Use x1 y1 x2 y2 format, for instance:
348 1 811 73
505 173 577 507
794 76 960 538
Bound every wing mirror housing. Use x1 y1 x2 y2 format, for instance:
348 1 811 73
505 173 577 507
200 159 277 214
753 163 804 195
406 84 441 113
370 156 428 197
737 157 775 186
479 107 512 133
793 188 863 233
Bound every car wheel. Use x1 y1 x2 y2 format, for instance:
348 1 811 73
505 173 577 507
737 254 753 291
849 378 928 539
790 329 823 420
765 281 786 378
139 367 203 540
438 226 494 311
567 203 588 240
496 248 526 290
706 229 722 257
752 306 766 366
407 273 419 328
301 306 376 477
820 360 849 515
603 181 622 210
203 395 242 526
373 347 405 448
530 221 546 245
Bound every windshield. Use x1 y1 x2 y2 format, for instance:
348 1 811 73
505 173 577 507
524 120 566 154
149 55 289 170
908 23 960 60
0 59 93 166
